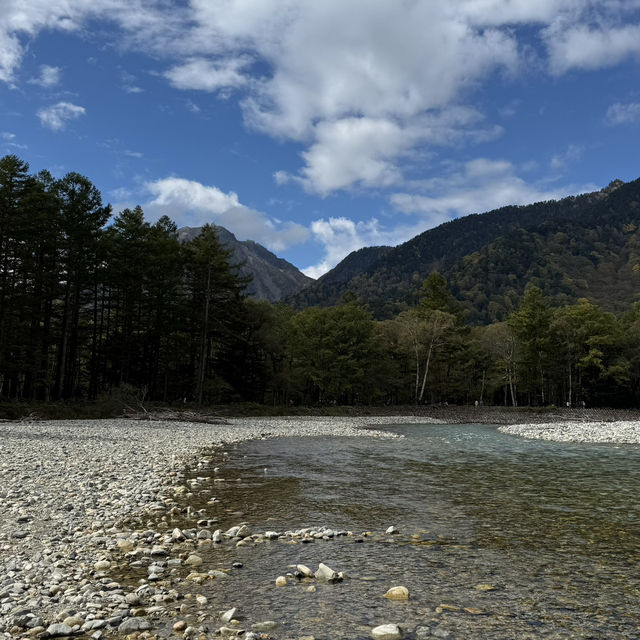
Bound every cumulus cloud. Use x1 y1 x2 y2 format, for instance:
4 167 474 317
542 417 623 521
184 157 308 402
303 216 425 279
144 176 309 252
164 56 251 92
1 0 637 196
545 23 640 75
0 0 186 83
277 108 503 194
29 64 61 87
605 101 640 126
390 158 594 220
37 101 85 130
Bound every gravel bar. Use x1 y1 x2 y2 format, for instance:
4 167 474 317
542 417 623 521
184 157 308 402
0 415 432 639
499 420 640 444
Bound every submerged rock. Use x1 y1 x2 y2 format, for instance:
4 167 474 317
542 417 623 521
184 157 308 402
384 586 409 600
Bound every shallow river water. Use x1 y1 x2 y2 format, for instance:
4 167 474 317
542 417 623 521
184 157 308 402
183 423 640 639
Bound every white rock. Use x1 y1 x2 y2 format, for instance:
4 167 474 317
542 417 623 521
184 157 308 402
371 623 403 640
220 608 237 623
315 562 339 582
297 564 314 577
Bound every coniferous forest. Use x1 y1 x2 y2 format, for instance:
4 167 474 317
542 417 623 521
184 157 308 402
2 154 640 411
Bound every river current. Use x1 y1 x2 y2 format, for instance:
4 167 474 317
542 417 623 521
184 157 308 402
184 423 640 639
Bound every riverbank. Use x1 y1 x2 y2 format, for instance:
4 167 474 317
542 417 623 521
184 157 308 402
3 414 640 639
0 416 426 639
3 400 639 424
499 420 640 444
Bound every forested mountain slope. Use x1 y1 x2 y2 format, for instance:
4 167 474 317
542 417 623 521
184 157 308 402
179 225 313 302
290 178 640 322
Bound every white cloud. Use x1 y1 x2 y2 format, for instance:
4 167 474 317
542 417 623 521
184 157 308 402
1 0 637 196
550 144 584 170
277 108 503 194
29 64 61 87
164 56 251 92
303 216 425 279
545 23 640 74
390 158 595 221
1 132 16 140
280 118 410 195
605 101 640 126
37 101 85 131
144 176 309 252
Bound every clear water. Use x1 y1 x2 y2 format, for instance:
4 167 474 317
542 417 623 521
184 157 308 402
181 424 640 639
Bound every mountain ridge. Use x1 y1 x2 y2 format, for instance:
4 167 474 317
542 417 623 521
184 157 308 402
178 225 313 302
288 178 640 321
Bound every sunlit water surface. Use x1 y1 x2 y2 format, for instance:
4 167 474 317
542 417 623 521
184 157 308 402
181 424 640 639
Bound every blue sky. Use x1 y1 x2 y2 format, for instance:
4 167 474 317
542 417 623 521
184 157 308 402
1 1 638 278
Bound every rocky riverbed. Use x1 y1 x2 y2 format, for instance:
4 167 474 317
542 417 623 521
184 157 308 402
499 420 640 443
0 416 433 640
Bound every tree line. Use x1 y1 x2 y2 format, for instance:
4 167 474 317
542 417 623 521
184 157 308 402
1 154 639 409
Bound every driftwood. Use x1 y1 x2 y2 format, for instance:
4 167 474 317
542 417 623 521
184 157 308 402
121 408 229 425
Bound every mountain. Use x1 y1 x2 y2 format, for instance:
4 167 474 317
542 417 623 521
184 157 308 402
288 178 640 322
178 225 313 302
293 245 393 308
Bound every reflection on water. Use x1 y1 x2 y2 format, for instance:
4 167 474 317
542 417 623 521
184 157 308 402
184 424 640 639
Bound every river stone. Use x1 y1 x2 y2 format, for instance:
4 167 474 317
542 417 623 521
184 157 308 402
275 576 287 586
210 569 229 579
385 526 399 534
94 559 110 571
371 624 403 640
221 608 237 623
252 621 279 631
63 615 84 627
117 539 135 552
296 564 314 577
118 617 152 633
236 524 251 538
185 554 203 567
315 563 339 582
173 621 187 632
384 586 409 600
172 528 186 541
46 623 73 637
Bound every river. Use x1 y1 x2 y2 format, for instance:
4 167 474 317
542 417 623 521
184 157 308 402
183 423 640 639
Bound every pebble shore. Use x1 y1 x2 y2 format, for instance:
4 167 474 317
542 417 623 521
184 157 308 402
499 420 640 444
0 416 432 640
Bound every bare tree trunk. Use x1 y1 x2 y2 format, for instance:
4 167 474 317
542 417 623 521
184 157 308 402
196 265 212 405
509 369 517 407
418 339 434 403
413 334 420 403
